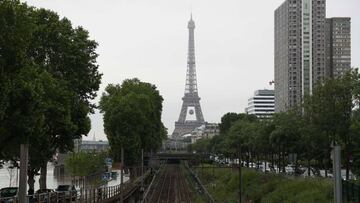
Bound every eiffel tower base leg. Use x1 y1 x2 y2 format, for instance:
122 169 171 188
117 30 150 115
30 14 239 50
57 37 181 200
172 122 203 137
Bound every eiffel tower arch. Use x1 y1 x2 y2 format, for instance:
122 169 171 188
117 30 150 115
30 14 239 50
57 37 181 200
172 15 205 137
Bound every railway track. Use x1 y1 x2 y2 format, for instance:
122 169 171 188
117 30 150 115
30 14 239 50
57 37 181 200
147 164 194 203
178 167 192 203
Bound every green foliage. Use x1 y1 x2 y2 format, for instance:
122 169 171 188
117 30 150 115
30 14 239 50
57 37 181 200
65 152 106 177
208 113 259 158
227 119 260 156
219 113 257 135
100 79 167 166
191 138 212 153
305 76 353 143
196 167 333 203
204 70 360 179
302 73 355 177
219 113 242 135
0 0 101 148
270 111 302 157
350 109 360 177
0 0 101 189
261 178 333 203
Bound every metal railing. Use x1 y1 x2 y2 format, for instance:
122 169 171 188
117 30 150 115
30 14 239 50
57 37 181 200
186 164 215 203
141 164 164 203
342 180 360 203
0 184 135 203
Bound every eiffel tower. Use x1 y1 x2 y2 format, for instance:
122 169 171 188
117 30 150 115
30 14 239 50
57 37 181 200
172 15 205 137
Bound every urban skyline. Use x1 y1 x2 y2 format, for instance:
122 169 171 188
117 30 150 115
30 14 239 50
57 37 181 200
3 1 360 201
23 0 360 140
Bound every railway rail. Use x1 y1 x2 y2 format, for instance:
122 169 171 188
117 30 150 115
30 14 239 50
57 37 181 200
145 164 194 203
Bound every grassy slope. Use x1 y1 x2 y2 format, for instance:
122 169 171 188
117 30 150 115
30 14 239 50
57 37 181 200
194 166 333 203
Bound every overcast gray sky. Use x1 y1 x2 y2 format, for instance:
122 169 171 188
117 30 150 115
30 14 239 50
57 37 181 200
25 0 360 141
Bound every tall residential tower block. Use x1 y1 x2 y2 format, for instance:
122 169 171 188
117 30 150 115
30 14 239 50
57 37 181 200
274 0 351 112
275 0 326 112
325 17 351 78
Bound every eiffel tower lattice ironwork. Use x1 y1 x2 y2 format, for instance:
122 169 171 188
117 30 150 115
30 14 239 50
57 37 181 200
172 15 205 137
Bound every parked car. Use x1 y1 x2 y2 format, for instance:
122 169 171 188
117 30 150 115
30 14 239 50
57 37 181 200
55 185 77 201
36 189 54 194
0 187 18 203
319 170 333 178
302 167 317 177
34 189 55 202
258 162 272 173
341 169 357 180
285 165 295 174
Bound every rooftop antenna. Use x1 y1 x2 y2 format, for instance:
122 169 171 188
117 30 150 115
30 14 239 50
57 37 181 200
190 5 193 20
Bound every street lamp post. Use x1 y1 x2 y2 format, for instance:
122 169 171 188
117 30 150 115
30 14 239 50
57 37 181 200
238 143 242 203
331 143 342 203
120 147 124 203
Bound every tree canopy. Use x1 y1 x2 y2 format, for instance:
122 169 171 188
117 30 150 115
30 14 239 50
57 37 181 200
100 79 167 167
191 70 360 179
0 0 102 190
65 152 106 177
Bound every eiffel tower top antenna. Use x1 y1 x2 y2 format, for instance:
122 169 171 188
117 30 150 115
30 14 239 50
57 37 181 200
185 13 197 94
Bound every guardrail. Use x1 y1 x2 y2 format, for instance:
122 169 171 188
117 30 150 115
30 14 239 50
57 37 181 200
0 185 122 203
141 171 158 202
342 180 360 202
185 164 215 203
141 164 164 203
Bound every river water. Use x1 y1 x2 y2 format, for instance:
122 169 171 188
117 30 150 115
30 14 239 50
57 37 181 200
0 162 127 190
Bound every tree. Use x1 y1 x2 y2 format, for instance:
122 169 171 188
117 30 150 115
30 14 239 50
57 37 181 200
211 113 258 161
225 116 260 166
210 134 231 158
0 0 38 158
28 7 101 190
350 68 360 108
219 113 256 135
304 75 353 179
298 97 322 176
219 113 242 135
65 152 106 183
100 79 166 177
350 108 360 177
348 69 360 178
192 69 360 179
191 138 212 154
252 120 274 170
0 0 101 191
270 111 301 173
